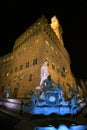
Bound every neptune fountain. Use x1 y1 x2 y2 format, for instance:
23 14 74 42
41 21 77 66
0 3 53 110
22 61 86 115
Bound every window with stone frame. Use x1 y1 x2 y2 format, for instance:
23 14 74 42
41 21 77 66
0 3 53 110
29 74 32 81
10 69 13 74
25 61 29 68
15 67 18 72
33 58 37 65
52 63 55 70
19 64 23 70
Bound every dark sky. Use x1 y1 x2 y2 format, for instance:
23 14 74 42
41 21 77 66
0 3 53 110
0 0 87 80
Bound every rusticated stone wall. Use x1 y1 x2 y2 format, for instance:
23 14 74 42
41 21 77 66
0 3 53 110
0 15 76 98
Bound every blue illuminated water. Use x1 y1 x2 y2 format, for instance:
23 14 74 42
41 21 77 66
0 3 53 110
34 124 87 130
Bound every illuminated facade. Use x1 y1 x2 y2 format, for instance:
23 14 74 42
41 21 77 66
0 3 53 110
0 15 76 98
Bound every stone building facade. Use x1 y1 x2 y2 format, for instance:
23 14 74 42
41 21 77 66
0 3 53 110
0 15 76 98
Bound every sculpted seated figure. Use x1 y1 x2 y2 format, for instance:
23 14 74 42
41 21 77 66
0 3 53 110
42 75 58 91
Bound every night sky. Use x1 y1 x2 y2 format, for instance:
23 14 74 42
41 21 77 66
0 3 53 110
0 0 87 80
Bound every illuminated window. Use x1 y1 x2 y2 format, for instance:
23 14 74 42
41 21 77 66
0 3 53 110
51 46 54 51
11 56 13 59
6 72 9 76
7 57 9 61
2 59 6 62
45 40 49 46
38 22 40 25
56 51 58 55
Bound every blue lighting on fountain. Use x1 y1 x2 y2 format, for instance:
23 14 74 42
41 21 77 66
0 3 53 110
34 124 87 130
22 61 86 116
22 79 85 115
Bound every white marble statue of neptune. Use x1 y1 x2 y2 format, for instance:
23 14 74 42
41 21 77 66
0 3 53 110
40 60 49 86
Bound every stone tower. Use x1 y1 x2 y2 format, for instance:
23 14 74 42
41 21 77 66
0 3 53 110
0 15 76 98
